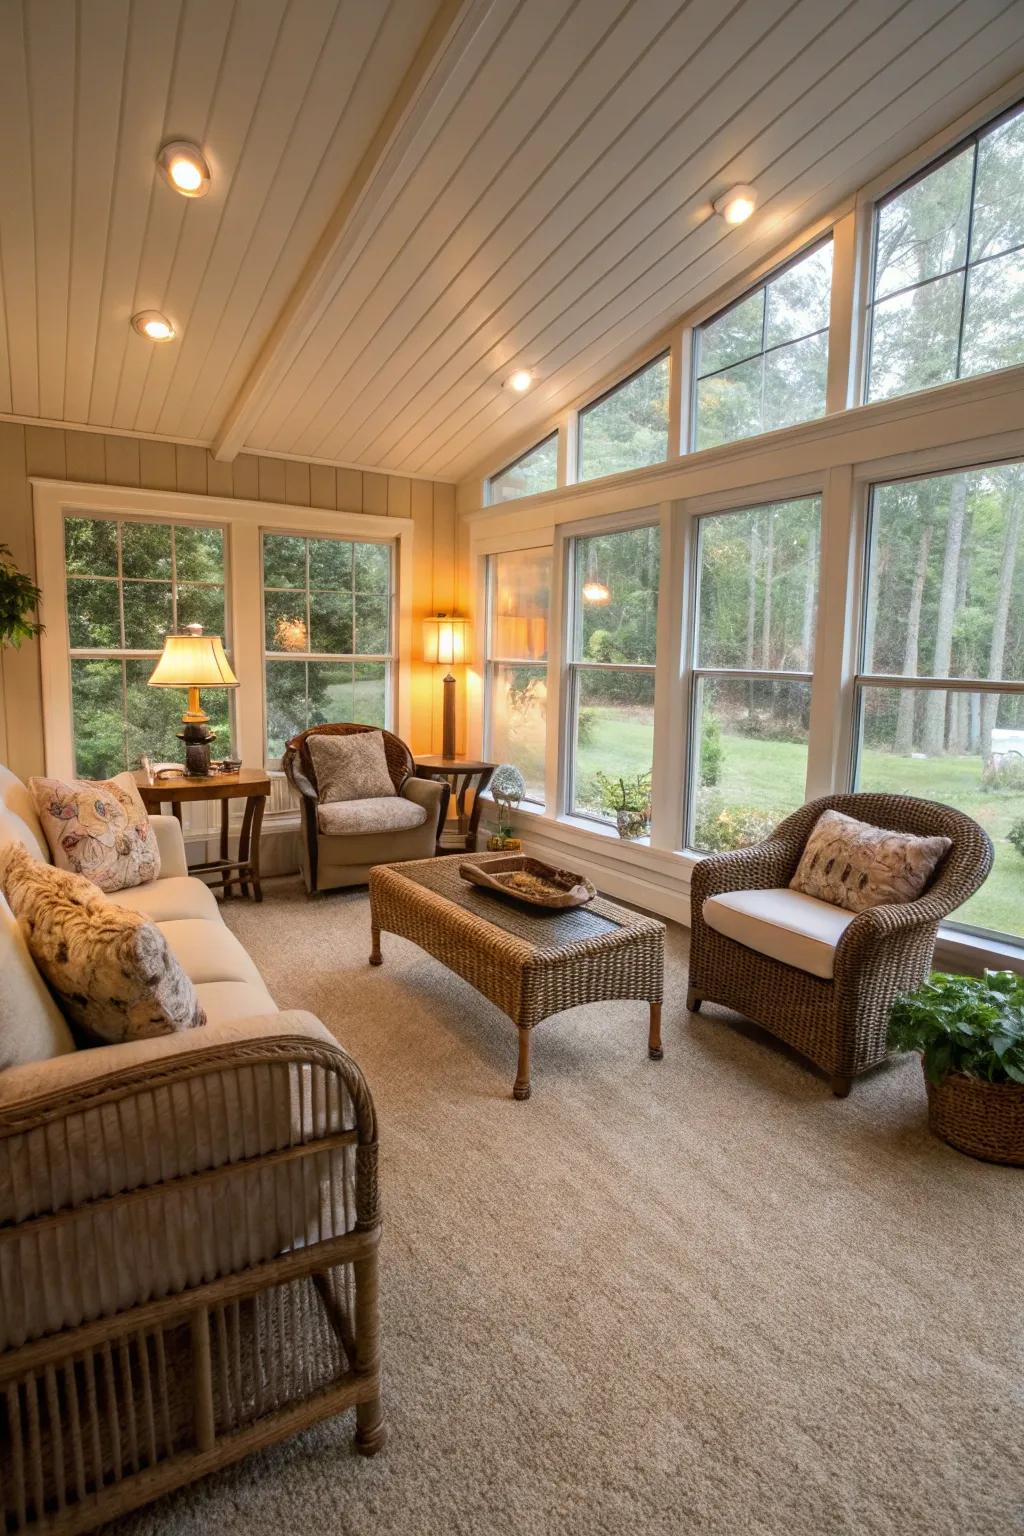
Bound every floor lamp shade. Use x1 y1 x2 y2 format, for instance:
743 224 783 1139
422 615 469 758
148 627 239 775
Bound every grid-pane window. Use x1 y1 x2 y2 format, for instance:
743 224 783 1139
485 548 551 802
866 104 1024 402
567 525 659 821
577 355 669 482
488 434 558 503
64 515 230 777
693 241 833 450
686 497 820 851
262 533 394 762
854 463 1024 941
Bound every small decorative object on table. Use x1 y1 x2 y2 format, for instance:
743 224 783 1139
460 854 596 909
487 762 526 850
889 969 1024 1165
594 768 652 840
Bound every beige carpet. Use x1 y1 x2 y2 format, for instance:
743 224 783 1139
114 878 1022 1536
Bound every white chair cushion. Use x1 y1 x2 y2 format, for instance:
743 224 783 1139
702 887 855 980
105 874 221 923
317 796 428 835
158 918 266 988
194 980 278 1026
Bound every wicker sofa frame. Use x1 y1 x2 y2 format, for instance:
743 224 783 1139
687 793 993 1096
0 1030 384 1534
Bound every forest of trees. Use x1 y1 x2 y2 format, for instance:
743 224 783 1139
577 355 669 481
489 433 558 502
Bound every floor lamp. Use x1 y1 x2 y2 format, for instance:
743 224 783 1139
423 613 469 759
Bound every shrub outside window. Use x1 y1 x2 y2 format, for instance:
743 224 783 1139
854 462 1024 941
577 355 669 482
487 434 558 503
485 549 551 802
685 497 821 851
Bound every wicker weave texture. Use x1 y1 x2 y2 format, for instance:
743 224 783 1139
925 1072 1024 1165
689 794 994 1085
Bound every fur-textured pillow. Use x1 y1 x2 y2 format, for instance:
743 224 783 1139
307 731 396 803
790 808 951 914
0 844 205 1045
28 771 160 892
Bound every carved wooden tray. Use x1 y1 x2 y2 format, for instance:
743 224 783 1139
459 855 596 909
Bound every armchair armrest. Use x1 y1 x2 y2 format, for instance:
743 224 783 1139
402 774 451 838
149 812 187 878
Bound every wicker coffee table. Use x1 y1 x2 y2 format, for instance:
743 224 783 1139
369 853 666 1099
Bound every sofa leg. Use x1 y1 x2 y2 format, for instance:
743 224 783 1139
686 988 702 1013
831 1074 852 1098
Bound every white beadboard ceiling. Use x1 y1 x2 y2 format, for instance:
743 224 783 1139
1 0 1023 485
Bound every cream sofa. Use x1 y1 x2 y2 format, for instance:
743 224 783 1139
0 763 384 1534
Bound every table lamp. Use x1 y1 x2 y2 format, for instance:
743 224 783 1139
422 613 469 759
147 623 239 776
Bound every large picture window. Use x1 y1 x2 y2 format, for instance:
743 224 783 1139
866 103 1024 402
686 496 821 851
854 463 1024 940
693 241 833 451
577 355 669 482
566 524 659 821
64 514 230 778
484 549 551 802
487 434 558 503
262 532 394 762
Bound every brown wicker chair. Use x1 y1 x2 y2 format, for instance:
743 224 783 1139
687 793 993 1096
284 723 449 894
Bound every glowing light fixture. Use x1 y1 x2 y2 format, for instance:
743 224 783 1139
147 624 239 775
506 368 533 393
131 310 176 341
713 184 758 225
422 613 470 759
581 578 610 605
158 140 211 198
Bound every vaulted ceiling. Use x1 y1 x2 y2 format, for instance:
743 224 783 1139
2 0 1023 485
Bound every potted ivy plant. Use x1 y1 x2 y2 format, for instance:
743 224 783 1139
0 543 43 650
594 769 652 841
888 970 1024 1165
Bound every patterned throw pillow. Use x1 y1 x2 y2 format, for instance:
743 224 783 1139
307 731 397 803
28 771 160 893
0 844 205 1045
790 808 951 914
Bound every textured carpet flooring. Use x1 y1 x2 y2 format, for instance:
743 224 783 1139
114 877 1022 1536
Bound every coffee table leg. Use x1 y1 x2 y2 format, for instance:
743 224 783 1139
513 1027 531 1100
648 1001 663 1060
369 921 382 966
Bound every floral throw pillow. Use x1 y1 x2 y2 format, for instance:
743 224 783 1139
790 808 951 914
28 771 160 893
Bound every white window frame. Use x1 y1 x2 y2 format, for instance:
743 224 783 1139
482 546 552 806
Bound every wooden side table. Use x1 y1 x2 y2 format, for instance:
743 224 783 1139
134 768 271 901
413 756 496 853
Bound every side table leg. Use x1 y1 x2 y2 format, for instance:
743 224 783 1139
369 921 382 966
648 1001 663 1060
249 795 265 903
220 800 231 898
513 1027 532 1100
237 796 256 900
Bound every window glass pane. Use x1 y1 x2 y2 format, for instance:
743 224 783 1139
578 356 669 481
960 248 1024 377
309 538 352 588
122 522 171 580
698 498 820 670
265 660 310 761
867 270 963 401
572 669 654 820
688 677 810 851
489 664 546 801
698 290 764 375
122 581 172 649
764 241 833 348
574 525 659 665
694 356 763 449
865 465 1024 686
174 525 224 583
354 541 391 594
970 109 1024 262
309 590 353 654
763 332 829 433
263 534 306 587
489 549 551 660
309 661 355 727
855 685 1024 941
352 663 388 725
176 582 225 635
67 578 121 648
70 658 125 777
873 147 973 299
265 590 307 652
353 592 388 654
488 435 558 503
65 516 118 577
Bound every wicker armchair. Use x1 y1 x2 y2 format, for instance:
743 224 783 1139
284 724 449 894
688 793 993 1096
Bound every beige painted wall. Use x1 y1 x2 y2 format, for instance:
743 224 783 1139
0 422 457 780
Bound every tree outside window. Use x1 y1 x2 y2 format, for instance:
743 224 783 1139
577 356 669 482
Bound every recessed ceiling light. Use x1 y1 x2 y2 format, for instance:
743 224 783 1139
506 369 533 393
158 140 211 198
713 185 758 225
131 310 176 342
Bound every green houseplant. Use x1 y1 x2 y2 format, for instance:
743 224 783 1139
888 970 1024 1164
593 769 652 841
0 543 43 649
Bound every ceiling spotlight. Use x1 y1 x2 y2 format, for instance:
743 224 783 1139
506 369 533 393
158 140 211 198
131 310 176 341
713 185 758 225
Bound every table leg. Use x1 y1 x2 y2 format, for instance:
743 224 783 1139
248 796 265 903
170 801 183 825
219 800 231 898
369 921 382 966
513 1027 532 1100
648 1001 663 1060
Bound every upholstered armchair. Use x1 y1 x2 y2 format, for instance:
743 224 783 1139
284 723 449 894
688 793 993 1096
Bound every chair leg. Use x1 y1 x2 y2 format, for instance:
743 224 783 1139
686 987 702 1013
831 1074 852 1098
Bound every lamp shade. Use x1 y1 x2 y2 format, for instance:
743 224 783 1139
422 613 469 667
148 631 239 689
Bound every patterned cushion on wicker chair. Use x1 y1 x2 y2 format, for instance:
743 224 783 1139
702 888 855 980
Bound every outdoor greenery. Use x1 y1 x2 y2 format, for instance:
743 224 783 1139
888 970 1024 1084
488 434 558 503
577 355 669 481
0 543 43 649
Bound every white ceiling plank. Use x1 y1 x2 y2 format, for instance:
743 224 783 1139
0 5 38 415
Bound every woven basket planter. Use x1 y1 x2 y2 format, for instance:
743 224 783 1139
924 1068 1024 1166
